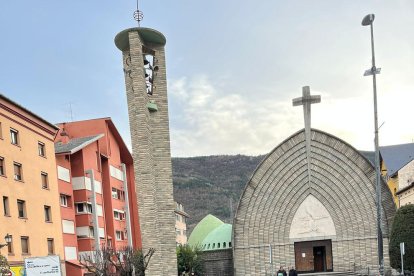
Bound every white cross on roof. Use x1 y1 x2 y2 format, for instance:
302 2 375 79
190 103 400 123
292 86 321 193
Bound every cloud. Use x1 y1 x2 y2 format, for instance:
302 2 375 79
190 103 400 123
169 75 303 157
169 74 414 157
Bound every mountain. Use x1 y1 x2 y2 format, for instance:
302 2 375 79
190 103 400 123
172 155 265 234
172 151 374 235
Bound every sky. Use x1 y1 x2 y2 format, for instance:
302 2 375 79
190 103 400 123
0 1 413 157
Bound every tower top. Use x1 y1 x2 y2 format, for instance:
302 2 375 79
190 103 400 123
114 27 166 51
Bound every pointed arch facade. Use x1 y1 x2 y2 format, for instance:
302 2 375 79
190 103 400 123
233 129 395 275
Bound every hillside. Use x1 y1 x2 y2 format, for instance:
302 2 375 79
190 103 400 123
172 151 374 235
172 155 265 233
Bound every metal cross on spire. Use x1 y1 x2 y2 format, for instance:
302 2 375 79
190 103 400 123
292 86 321 192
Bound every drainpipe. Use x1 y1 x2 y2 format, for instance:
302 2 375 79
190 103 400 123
122 163 133 248
85 169 100 251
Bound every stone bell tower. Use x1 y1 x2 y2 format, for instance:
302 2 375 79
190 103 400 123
115 26 177 275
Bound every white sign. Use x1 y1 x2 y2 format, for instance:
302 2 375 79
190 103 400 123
400 242 405 255
25 255 61 276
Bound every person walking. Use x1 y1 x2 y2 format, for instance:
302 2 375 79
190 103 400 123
277 266 287 276
289 267 298 276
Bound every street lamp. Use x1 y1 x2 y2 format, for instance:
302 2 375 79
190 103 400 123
361 13 384 276
0 234 12 249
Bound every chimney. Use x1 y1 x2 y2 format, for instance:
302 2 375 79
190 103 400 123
58 123 70 144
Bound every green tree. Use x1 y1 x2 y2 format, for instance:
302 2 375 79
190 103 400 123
0 254 10 276
389 204 414 271
177 244 203 276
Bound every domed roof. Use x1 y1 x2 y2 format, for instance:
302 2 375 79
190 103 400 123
187 214 223 246
201 223 232 251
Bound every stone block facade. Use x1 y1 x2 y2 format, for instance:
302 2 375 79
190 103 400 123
202 249 234 276
233 129 396 275
115 27 177 275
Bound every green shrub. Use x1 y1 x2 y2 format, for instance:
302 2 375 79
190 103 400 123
177 244 203 276
389 204 414 271
0 254 10 276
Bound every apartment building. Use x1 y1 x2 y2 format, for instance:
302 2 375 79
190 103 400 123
54 118 141 275
174 201 189 245
0 94 64 271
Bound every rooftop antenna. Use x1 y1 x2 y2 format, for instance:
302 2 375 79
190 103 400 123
133 0 144 27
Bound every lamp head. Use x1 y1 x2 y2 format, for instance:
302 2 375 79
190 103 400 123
4 233 11 244
362 14 375 26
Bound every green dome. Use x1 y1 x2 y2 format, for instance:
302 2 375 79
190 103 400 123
201 223 232 251
188 214 223 247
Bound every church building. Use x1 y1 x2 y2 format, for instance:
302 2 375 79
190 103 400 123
232 87 396 275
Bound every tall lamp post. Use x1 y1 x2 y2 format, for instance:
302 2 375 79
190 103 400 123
361 13 384 276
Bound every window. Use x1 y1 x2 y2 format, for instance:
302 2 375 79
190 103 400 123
14 162 22 181
0 122 2 139
76 203 84 213
114 210 125 220
38 142 46 157
3 196 10 216
0 157 5 176
75 202 92 214
10 129 19 145
112 188 118 199
111 188 124 200
60 194 70 207
87 203 93 213
47 239 54 254
89 227 95 237
21 236 29 254
41 172 49 189
115 231 122 241
44 206 51 222
17 200 26 218
7 235 13 254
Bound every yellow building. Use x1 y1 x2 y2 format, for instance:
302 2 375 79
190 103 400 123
0 94 64 269
380 143 414 208
381 160 400 207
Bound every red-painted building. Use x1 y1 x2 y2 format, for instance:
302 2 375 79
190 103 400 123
54 118 141 275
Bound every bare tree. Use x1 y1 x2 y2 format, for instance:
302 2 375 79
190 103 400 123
79 246 155 276
133 248 155 276
79 246 113 276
